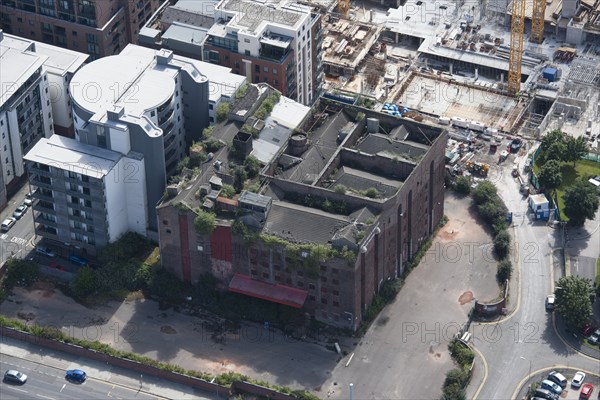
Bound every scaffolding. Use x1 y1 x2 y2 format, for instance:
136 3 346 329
508 0 526 96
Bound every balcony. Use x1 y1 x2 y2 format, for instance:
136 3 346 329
34 213 58 227
158 109 174 128
31 177 53 189
33 191 54 202
35 224 59 241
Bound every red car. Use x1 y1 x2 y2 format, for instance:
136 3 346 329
581 324 597 338
581 383 594 399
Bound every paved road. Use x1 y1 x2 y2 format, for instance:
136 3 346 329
0 336 215 399
472 154 600 399
0 183 36 263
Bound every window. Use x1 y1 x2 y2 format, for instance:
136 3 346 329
332 289 339 296
244 38 250 43
209 104 213 110
320 265 327 272
308 295 315 301
263 66 269 73
255 65 260 73
163 220 168 225
332 278 339 285
245 50 250 56
273 68 277 75
262 272 269 278
308 283 315 290
297 270 303 277
321 298 327 304
333 301 339 307
297 281 304 287
321 276 327 282
235 61 240 68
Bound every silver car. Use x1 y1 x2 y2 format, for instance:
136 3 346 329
1 217 16 232
12 204 28 219
4 370 27 384
572 371 586 388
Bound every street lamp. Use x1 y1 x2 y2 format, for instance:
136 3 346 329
349 383 354 400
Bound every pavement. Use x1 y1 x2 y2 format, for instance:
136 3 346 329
469 147 600 400
317 192 500 400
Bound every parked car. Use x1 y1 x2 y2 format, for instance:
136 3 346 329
65 369 86 382
545 294 555 311
524 158 532 172
534 388 558 400
548 371 568 388
35 246 56 258
4 370 27 384
581 384 594 399
572 371 586 388
581 324 597 338
541 379 563 395
588 329 600 344
24 192 33 206
510 138 523 153
12 204 28 220
1 217 17 232
68 254 88 266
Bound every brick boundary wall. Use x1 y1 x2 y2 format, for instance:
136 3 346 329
0 326 297 399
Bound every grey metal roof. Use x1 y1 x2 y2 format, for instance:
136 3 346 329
264 201 350 244
239 191 272 209
356 134 428 161
333 167 400 199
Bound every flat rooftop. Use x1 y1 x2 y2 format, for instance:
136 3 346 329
218 0 308 34
264 201 351 244
24 134 121 179
322 19 381 70
332 166 402 199
0 36 47 108
356 134 428 162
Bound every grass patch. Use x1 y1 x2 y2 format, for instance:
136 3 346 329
596 257 599 276
535 159 600 222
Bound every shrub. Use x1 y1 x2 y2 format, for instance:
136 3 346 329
220 184 236 199
477 200 506 225
244 155 261 178
233 167 247 192
444 368 469 389
493 229 511 258
201 126 214 140
216 102 229 122
3 259 39 288
194 210 216 235
472 181 498 205
364 187 379 198
201 137 225 153
448 339 474 367
235 83 249 99
71 266 98 298
454 176 471 195
497 259 512 283
334 184 347 194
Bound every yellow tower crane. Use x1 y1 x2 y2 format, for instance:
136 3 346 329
508 0 526 96
338 0 350 16
531 0 547 43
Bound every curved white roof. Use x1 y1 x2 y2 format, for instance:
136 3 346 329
70 54 177 117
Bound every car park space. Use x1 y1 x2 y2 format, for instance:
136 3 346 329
529 370 599 400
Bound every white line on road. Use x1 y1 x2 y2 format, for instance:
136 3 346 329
8 387 28 393
60 383 66 392
36 394 55 400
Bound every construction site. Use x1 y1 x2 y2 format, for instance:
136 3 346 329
318 0 600 181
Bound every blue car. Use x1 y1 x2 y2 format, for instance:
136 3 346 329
66 369 87 382
68 254 88 266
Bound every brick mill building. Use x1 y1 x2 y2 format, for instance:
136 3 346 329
157 89 447 330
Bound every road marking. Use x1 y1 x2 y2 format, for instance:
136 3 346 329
0 234 7 240
60 383 66 392
10 236 27 246
8 387 28 393
471 346 488 400
36 394 55 400
107 391 112 397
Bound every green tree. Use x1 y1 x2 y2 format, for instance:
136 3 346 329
493 230 511 258
541 129 565 152
554 275 594 329
244 155 261 178
477 200 506 226
563 177 600 226
364 187 379 198
496 259 513 282
334 184 347 194
71 266 98 298
454 176 471 195
220 184 236 199
471 181 498 205
233 166 247 192
537 160 562 193
194 210 216 235
544 141 566 163
564 136 588 166
216 102 229 122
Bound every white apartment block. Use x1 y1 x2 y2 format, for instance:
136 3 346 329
25 134 146 255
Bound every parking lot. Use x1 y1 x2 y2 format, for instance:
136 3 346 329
518 369 600 400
